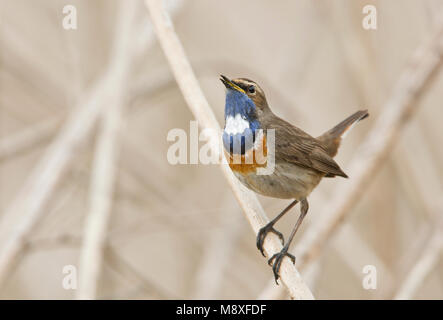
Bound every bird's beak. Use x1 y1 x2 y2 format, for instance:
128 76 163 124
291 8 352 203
220 75 245 93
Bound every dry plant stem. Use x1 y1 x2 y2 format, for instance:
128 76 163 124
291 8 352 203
75 1 136 299
0 77 177 164
259 12 443 299
0 82 106 289
394 227 443 299
145 0 314 300
0 0 181 292
104 245 178 299
0 3 185 165
333 224 394 296
191 194 243 299
76 95 122 300
296 11 443 269
24 235 175 299
0 4 145 292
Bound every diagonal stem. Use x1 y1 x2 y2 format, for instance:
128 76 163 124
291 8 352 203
258 9 443 299
144 0 314 300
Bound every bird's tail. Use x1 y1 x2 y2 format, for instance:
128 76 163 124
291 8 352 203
317 109 369 157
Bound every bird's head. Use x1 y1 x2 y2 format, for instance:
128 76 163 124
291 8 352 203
220 75 268 113
220 75 268 154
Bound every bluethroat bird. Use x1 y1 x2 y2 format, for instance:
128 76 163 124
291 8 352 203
220 75 369 283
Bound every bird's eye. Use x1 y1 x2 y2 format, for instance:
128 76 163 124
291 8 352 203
248 85 256 94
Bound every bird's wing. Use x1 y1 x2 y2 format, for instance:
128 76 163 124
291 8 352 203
268 116 348 178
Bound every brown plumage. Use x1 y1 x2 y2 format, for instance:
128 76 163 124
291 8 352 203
318 110 369 158
261 114 349 178
220 75 369 282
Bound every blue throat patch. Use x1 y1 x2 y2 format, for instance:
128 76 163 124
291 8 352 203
223 89 260 155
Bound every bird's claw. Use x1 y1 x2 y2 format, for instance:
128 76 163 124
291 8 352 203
267 248 296 284
256 224 284 257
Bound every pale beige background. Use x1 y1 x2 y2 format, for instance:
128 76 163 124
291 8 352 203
0 0 442 299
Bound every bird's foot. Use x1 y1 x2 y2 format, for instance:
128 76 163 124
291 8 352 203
256 223 284 257
268 247 296 284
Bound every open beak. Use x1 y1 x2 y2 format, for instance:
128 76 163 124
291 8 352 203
220 75 245 93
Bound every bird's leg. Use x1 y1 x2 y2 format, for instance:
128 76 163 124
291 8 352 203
256 199 298 257
268 198 309 284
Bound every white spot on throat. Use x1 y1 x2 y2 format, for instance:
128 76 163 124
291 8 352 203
224 114 249 135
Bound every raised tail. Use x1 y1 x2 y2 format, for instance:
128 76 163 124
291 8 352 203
317 109 369 157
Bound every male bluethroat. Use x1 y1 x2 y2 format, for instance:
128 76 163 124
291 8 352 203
220 75 369 283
